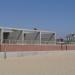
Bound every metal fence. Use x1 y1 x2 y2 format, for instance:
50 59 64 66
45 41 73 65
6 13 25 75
2 39 56 45
1 39 75 59
1 39 75 45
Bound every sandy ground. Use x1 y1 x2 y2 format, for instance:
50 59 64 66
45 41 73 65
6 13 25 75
0 51 75 75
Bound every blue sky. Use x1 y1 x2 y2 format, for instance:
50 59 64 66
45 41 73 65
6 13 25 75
0 0 75 36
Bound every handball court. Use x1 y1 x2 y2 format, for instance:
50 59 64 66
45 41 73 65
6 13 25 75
0 50 75 75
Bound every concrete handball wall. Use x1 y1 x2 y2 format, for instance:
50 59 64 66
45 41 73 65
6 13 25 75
0 44 75 52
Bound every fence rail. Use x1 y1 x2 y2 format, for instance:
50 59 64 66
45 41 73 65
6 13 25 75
1 39 56 45
1 39 75 45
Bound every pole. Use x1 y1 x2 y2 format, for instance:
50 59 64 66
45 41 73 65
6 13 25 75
4 44 7 59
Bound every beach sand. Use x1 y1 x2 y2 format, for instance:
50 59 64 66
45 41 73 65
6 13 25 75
0 51 75 75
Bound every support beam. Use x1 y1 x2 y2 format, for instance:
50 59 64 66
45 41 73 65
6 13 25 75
47 33 55 44
1 29 3 44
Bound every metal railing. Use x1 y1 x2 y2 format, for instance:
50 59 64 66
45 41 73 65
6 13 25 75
1 39 75 45
2 39 56 45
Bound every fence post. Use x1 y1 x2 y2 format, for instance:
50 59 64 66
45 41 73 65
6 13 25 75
4 44 7 59
61 43 63 50
65 44 67 51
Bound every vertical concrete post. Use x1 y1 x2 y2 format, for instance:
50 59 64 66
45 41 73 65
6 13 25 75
40 31 41 45
1 28 3 44
22 30 24 44
54 32 56 44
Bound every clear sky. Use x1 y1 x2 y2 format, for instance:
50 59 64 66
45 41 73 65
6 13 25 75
0 0 75 36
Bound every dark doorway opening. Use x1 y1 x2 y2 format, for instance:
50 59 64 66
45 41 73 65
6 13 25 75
3 32 10 43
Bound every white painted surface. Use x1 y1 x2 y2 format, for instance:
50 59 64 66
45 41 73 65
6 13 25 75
0 50 75 58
